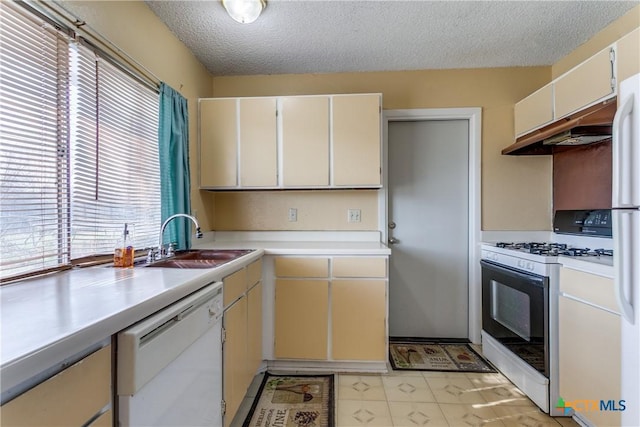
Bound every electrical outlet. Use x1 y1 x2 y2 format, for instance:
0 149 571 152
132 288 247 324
348 209 361 223
288 208 298 222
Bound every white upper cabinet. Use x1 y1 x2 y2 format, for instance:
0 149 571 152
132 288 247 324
514 83 554 137
239 97 277 187
616 28 640 89
200 98 237 188
199 94 382 190
332 94 381 186
514 44 617 138
554 47 615 119
281 96 330 187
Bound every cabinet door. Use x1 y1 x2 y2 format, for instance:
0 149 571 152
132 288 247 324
555 48 614 118
275 257 329 278
514 84 553 136
239 98 277 187
200 99 238 188
0 345 111 427
617 28 640 87
281 96 330 186
274 279 329 359
332 94 381 186
223 268 247 308
332 279 386 360
559 296 621 426
247 281 263 380
223 297 248 427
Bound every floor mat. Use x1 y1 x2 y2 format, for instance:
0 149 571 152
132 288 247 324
389 340 497 373
243 373 335 427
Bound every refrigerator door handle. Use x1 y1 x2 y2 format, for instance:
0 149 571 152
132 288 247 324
614 211 634 323
612 94 635 208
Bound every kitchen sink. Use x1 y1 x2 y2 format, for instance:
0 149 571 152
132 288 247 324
145 249 254 269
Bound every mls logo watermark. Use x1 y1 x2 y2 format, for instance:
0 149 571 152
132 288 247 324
556 397 626 415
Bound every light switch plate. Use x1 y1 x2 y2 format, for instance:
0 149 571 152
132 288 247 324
288 208 298 222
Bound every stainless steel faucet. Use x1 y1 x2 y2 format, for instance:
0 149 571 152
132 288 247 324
156 213 203 259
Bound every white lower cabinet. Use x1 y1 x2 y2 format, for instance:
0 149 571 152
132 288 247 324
222 259 263 426
273 256 388 363
0 345 111 427
559 267 621 427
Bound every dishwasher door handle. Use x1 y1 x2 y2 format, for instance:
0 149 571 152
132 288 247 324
117 283 222 396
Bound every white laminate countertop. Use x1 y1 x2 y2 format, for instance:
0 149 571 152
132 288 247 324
1 234 390 398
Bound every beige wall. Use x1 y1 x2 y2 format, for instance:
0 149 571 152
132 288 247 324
215 191 378 231
552 5 640 79
212 68 552 231
59 0 216 230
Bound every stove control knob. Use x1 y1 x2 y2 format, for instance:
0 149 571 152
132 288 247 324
527 262 534 271
517 260 524 268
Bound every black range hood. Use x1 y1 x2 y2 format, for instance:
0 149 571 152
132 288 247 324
503 98 616 155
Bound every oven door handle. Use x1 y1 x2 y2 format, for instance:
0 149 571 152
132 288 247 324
480 259 547 288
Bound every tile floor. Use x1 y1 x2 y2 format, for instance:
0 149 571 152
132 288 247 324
234 369 581 427
336 370 580 427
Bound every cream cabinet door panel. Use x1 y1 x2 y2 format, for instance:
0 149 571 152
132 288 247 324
559 267 618 312
332 257 386 278
240 98 277 187
559 296 621 427
332 280 386 361
223 297 248 427
281 96 330 186
200 99 238 188
275 257 329 278
617 28 640 86
224 268 247 308
275 279 329 359
555 48 614 118
0 345 111 427
247 282 263 379
514 84 553 136
332 94 381 186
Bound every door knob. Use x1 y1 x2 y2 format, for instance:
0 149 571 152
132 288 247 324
388 237 399 245
389 222 396 229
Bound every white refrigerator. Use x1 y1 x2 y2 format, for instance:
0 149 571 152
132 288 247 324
613 72 640 427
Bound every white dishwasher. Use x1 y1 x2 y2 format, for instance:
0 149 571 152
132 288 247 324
117 282 223 427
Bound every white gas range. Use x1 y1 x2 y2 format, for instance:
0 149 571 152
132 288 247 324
480 210 613 416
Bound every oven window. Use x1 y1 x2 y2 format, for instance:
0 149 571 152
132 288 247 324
491 280 531 341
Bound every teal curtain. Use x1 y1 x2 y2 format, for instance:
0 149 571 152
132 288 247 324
158 83 191 250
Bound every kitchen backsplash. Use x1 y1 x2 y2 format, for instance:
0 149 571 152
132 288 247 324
553 140 612 211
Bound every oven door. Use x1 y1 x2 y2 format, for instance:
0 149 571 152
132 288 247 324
481 260 549 377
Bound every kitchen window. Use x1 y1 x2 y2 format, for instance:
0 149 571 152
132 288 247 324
0 1 161 282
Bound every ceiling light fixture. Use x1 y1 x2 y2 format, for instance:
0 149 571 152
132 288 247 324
221 0 266 24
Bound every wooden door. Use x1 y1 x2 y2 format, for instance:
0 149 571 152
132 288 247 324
274 279 328 359
239 98 277 187
332 94 381 186
281 96 329 187
200 99 237 188
332 279 386 360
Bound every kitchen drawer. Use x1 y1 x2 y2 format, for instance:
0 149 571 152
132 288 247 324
560 266 617 312
332 257 387 278
247 258 262 287
224 268 247 307
275 257 329 278
0 345 111 427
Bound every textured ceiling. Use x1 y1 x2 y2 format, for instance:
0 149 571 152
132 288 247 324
145 1 638 76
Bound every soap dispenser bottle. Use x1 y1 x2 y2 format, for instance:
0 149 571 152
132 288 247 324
114 223 134 267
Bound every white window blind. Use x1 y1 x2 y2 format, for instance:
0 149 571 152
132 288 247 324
70 44 160 258
0 2 71 280
0 1 161 281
